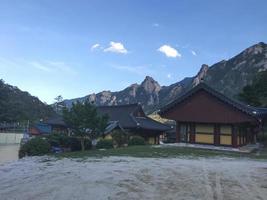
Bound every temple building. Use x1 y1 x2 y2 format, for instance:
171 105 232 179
159 83 267 147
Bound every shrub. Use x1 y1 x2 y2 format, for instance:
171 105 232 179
96 139 113 149
46 134 70 148
69 137 81 151
111 130 127 147
69 137 92 151
128 136 145 146
258 133 267 145
19 137 51 158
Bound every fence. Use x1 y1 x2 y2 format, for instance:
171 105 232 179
0 132 24 144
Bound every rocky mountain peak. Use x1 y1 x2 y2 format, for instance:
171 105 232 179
192 64 209 87
241 42 267 57
63 42 267 112
141 76 161 93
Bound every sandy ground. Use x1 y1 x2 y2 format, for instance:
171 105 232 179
0 144 19 165
0 156 267 200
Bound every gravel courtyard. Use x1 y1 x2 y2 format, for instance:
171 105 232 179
0 156 267 200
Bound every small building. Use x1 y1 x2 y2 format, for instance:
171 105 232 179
159 83 267 147
29 123 52 136
97 104 172 144
29 116 68 136
44 116 68 134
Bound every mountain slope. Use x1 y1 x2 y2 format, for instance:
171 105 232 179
0 80 55 122
64 42 267 112
205 42 267 98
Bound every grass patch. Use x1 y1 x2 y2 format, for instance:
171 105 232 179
56 145 267 160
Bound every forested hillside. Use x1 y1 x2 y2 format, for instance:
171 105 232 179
0 79 55 122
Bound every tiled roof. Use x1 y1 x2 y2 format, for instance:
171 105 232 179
45 116 67 127
159 83 267 120
97 104 171 131
97 104 139 128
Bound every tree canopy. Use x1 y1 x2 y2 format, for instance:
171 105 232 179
239 70 267 107
63 100 109 151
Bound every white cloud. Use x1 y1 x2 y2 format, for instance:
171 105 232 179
104 41 128 54
158 45 181 58
30 61 76 74
30 61 52 72
152 23 159 27
91 43 100 51
167 74 172 79
191 50 197 56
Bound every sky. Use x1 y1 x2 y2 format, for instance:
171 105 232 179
0 0 267 104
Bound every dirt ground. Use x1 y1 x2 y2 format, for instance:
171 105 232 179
0 156 266 200
0 144 19 165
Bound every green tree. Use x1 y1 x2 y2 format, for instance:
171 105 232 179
54 95 66 114
239 71 267 107
63 100 108 151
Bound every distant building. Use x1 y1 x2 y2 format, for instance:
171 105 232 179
159 83 267 147
29 116 68 136
97 104 172 144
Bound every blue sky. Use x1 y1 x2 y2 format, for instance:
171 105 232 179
0 0 267 104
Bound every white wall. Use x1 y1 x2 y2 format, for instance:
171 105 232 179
0 133 23 144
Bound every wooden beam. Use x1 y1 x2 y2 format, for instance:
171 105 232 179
176 121 180 143
232 125 238 148
189 123 195 143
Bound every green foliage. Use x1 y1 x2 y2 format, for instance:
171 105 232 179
239 71 267 107
19 137 51 158
46 134 92 151
53 95 66 115
96 139 113 149
46 134 70 148
0 79 55 122
111 130 127 147
68 137 92 151
63 100 108 151
63 100 108 138
128 136 145 146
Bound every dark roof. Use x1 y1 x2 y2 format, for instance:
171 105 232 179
44 116 67 127
135 117 173 131
159 83 267 120
97 104 139 128
35 123 52 134
104 121 126 134
97 104 171 131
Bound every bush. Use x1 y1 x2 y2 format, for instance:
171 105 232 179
19 137 51 158
96 139 113 149
69 137 92 151
128 136 145 146
111 130 127 147
46 134 70 148
258 133 267 145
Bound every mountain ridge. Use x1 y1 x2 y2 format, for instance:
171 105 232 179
0 79 55 122
64 42 267 112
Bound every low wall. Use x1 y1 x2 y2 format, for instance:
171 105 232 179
0 133 23 144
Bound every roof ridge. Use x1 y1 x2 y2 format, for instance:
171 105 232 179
159 83 263 119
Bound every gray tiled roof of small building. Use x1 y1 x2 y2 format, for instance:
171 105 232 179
97 103 171 131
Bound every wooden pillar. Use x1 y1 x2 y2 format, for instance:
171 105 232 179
214 124 220 146
176 121 180 143
189 123 195 143
232 125 238 148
